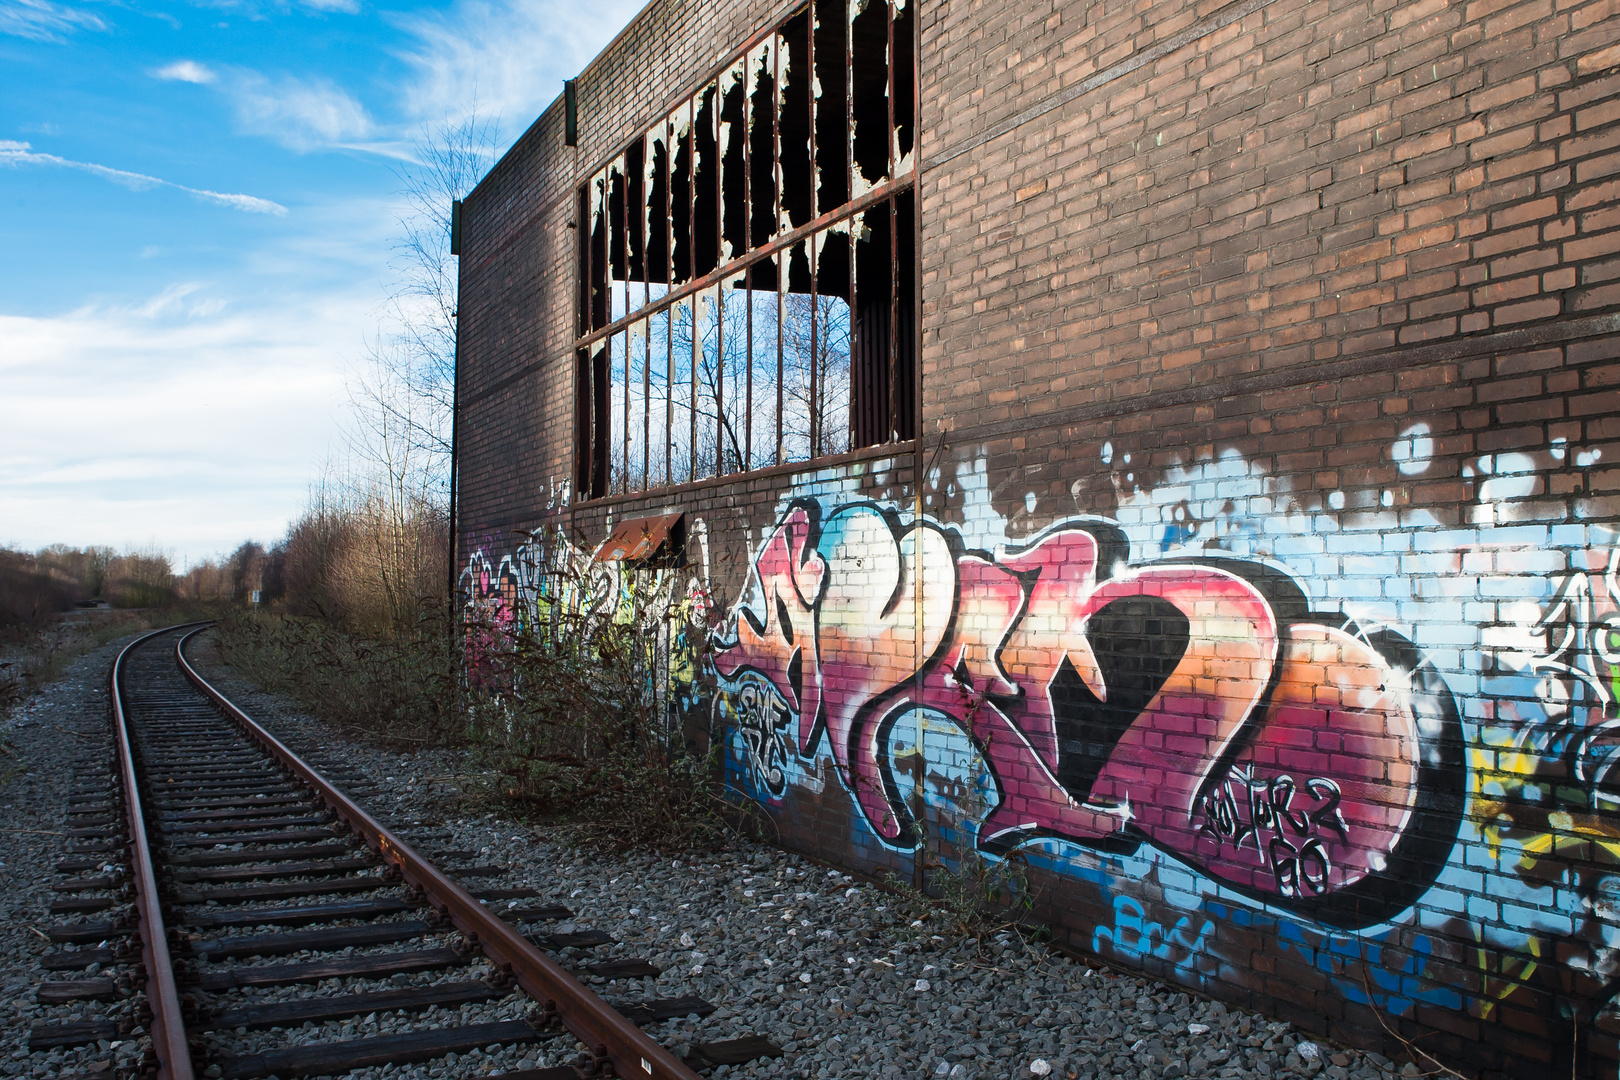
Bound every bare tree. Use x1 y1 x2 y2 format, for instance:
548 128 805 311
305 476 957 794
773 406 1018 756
640 288 851 490
354 113 500 495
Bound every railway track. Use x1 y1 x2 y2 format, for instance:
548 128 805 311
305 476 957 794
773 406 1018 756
25 624 780 1079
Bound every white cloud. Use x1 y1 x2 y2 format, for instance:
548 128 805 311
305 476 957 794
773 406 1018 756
0 287 364 563
0 141 288 215
153 60 218 84
228 72 373 150
297 0 360 12
392 0 647 136
0 0 107 42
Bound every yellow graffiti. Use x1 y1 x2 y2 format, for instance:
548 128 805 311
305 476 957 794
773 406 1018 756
1471 925 1541 1021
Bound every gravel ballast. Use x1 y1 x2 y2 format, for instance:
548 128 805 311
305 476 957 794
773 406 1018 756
0 635 154 1079
4 630 1418 1080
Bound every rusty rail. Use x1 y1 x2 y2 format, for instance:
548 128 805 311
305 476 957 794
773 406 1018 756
111 626 201 1080
173 627 704 1080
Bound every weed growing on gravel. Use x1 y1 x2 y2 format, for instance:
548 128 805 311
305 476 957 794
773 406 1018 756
881 742 1037 945
213 606 462 748
460 530 754 851
884 830 1037 946
0 606 219 720
868 684 1039 945
217 526 757 851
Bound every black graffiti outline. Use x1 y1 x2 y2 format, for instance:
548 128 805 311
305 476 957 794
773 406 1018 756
717 502 1466 929
1198 768 1350 896
733 676 793 798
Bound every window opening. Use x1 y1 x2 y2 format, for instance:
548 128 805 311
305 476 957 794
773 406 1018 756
578 0 914 498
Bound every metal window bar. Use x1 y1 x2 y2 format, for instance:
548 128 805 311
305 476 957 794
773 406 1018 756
714 85 725 480
886 4 898 442
809 231 819 459
663 118 675 490
742 58 753 472
774 33 785 467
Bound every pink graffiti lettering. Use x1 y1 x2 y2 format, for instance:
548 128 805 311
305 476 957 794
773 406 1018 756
717 502 1464 927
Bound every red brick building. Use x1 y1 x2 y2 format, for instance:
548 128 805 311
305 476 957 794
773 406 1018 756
453 0 1620 1075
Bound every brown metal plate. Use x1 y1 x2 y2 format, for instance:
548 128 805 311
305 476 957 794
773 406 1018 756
594 512 683 564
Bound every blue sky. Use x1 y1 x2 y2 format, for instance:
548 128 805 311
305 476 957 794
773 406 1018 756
0 0 642 565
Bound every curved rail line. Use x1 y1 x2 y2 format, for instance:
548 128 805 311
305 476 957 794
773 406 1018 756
112 623 201 1080
85 622 766 1080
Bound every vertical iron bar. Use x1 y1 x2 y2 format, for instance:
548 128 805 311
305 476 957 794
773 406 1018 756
807 2 817 218
810 238 819 458
664 119 674 489
777 257 785 466
743 54 752 473
888 198 898 445
617 160 630 326
774 32 784 241
745 265 754 471
845 0 854 214
774 34 785 465
886 2 898 443
848 216 858 453
642 319 651 492
622 331 629 494
886 0 896 183
714 88 724 479
690 297 699 484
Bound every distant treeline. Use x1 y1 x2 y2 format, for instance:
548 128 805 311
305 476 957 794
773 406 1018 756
4 478 448 648
0 545 178 637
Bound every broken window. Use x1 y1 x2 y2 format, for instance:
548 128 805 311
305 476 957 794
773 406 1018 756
575 0 916 500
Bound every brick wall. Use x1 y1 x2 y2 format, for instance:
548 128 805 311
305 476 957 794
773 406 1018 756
455 0 1620 1075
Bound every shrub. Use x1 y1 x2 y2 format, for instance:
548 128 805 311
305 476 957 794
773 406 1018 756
213 605 459 748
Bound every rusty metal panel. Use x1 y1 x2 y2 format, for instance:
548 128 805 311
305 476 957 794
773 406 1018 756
595 511 685 563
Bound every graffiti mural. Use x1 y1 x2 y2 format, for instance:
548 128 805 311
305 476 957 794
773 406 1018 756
1468 544 1620 1033
698 426 1620 1073
455 432 1620 1067
713 500 1465 927
457 520 716 734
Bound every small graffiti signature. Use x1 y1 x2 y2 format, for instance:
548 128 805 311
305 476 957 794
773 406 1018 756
733 676 793 798
1093 894 1214 981
1198 769 1350 898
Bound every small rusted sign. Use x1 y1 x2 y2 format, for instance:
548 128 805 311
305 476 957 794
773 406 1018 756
594 512 685 566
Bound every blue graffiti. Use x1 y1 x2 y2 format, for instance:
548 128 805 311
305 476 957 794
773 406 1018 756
1094 894 1215 981
1211 902 1462 1015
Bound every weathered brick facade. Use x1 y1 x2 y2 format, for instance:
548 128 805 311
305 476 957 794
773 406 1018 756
455 0 1620 1075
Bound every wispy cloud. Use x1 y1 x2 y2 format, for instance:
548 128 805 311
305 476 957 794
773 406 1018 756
0 0 107 42
0 286 360 561
297 0 360 13
391 0 645 136
228 71 373 150
0 141 288 215
152 59 218 84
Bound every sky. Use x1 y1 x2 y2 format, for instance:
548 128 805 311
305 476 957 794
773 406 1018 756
0 0 643 566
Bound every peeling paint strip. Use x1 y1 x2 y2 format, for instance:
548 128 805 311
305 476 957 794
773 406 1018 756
923 0 1282 173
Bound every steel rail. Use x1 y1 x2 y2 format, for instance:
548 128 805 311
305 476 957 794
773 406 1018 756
111 625 203 1080
173 627 704 1080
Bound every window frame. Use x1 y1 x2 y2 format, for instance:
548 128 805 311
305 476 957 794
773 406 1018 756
574 0 919 502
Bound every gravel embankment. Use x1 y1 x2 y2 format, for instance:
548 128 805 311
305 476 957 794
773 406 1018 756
186 634 1416 1080
1 635 154 1079
0 630 1417 1080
